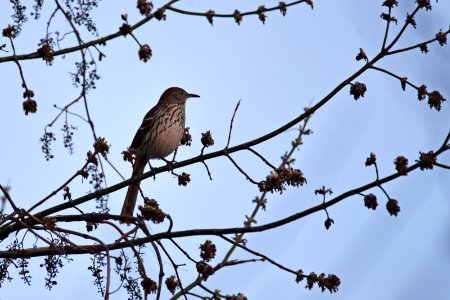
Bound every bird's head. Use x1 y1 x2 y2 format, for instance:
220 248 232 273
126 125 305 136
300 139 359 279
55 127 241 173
160 87 200 104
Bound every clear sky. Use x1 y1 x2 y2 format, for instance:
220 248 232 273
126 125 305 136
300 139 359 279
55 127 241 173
0 1 449 299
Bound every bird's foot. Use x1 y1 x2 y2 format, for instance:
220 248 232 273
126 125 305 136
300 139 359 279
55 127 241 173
162 157 177 174
147 161 156 180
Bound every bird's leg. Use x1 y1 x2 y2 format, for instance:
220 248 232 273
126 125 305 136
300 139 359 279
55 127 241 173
171 148 178 164
146 156 156 180
161 147 179 174
161 157 178 175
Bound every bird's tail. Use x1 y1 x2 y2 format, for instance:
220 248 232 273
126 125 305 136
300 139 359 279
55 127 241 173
121 156 146 219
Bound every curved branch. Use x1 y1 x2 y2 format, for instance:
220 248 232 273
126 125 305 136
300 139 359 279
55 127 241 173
0 0 179 63
167 0 311 18
387 28 450 55
1 135 447 258
0 0 310 64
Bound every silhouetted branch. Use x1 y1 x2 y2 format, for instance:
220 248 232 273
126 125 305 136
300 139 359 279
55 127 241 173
387 28 450 55
1 133 447 258
220 235 296 276
167 0 313 20
0 0 180 63
225 153 260 185
226 100 241 148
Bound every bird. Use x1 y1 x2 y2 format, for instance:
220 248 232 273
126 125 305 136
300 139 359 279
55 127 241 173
121 87 199 219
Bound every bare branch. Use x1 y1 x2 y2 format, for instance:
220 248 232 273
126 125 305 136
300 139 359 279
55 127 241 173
0 184 18 212
382 7 392 51
2 134 448 258
226 100 241 148
225 153 260 185
167 0 312 20
221 235 297 276
0 0 180 63
247 147 277 170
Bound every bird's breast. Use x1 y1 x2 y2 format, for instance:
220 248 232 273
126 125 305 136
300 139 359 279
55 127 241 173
140 107 185 159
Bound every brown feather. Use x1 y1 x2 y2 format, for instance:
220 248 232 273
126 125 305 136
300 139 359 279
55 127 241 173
121 87 199 222
121 155 146 219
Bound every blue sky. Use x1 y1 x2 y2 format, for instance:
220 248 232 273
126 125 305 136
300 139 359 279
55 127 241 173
0 1 449 299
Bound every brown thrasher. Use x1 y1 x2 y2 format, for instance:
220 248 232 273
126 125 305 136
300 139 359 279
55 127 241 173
121 87 199 218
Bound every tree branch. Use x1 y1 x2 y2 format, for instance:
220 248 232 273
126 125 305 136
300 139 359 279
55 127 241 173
1 134 447 258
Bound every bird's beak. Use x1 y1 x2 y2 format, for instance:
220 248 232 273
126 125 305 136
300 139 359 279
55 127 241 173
187 93 200 98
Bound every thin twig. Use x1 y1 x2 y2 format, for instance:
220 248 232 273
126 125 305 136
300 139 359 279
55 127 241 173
172 258 263 299
156 240 189 300
0 184 18 211
53 104 89 123
139 223 164 300
27 162 88 213
47 95 83 127
220 235 297 276
170 238 197 264
247 147 277 170
374 162 380 180
150 240 164 300
226 100 241 148
225 153 260 185
46 7 59 36
200 160 213 180
378 184 391 200
104 157 125 180
442 131 450 149
198 283 225 298
8 37 31 94
369 66 419 90
129 32 142 47
433 162 450 169
387 28 450 55
381 7 392 51
384 6 420 52
13 219 53 247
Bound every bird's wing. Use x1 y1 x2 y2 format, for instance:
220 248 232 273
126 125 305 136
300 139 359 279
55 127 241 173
130 106 159 149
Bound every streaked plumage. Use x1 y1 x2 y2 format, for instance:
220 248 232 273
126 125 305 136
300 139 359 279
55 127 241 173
121 87 199 219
